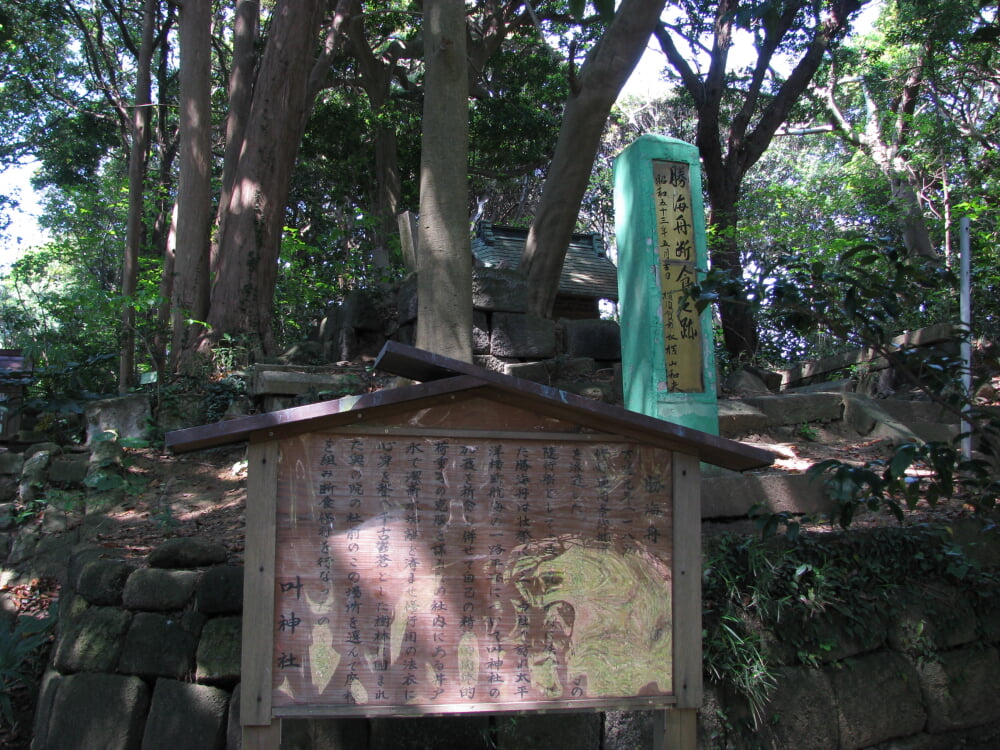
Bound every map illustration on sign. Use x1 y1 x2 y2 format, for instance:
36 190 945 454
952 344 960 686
270 433 675 715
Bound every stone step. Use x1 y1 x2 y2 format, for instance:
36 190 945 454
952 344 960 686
702 470 831 519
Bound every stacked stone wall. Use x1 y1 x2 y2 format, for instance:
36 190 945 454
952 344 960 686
28 537 1000 750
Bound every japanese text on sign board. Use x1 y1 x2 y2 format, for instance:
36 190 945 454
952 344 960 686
653 160 703 393
271 434 675 715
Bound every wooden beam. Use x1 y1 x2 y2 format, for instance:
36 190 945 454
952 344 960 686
242 441 279 727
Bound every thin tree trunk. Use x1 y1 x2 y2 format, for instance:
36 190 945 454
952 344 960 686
373 126 400 273
119 0 157 393
171 0 213 373
521 0 667 318
156 202 178 379
416 0 471 362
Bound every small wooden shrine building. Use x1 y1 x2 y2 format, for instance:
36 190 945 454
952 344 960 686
166 343 771 750
471 222 619 319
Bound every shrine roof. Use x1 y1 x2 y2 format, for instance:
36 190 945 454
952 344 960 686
471 222 619 302
166 342 773 472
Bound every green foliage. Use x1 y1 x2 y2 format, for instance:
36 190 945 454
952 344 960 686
203 374 248 424
692 238 958 369
703 535 780 726
808 439 1000 528
703 524 999 738
0 608 55 730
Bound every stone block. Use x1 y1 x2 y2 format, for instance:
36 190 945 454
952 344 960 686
226 683 242 750
394 322 416 348
43 673 150 750
396 273 419 324
157 393 206 433
722 369 771 396
504 360 555 383
887 583 978 653
603 710 655 749
198 565 244 615
472 311 490 355
22 449 52 480
85 394 151 444
718 400 769 437
251 368 362 397
918 645 1000 733
52 604 132 673
740 392 843 427
123 568 198 611
0 476 16 504
33 526 83 577
794 605 888 663
0 451 23 475
552 357 597 380
141 679 230 750
118 612 199 679
332 289 383 333
370 716 490 750
557 382 615 404
281 716 371 750
757 666 838 750
560 318 621 360
495 712 601 750
947 518 1000 570
471 266 528 312
48 453 90 485
148 537 229 568
701 471 833 519
0 500 15 529
196 616 242 686
75 557 134 606
490 312 556 359
830 652 925 748
31 668 62 749
472 354 513 373
89 437 124 470
7 527 39 564
842 393 922 442
24 442 62 460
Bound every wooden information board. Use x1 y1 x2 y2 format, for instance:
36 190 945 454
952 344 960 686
165 343 773 750
268 431 677 716
652 159 703 393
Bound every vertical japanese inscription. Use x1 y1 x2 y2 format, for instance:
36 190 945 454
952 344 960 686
653 159 703 393
272 434 675 714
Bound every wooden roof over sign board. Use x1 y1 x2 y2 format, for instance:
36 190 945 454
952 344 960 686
166 342 773 472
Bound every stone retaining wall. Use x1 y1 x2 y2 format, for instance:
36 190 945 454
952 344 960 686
29 538 1000 749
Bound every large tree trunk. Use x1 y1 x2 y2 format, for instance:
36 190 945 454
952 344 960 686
207 0 328 355
213 0 259 277
706 194 760 359
171 0 213 374
521 0 667 318
416 0 471 362
119 0 157 393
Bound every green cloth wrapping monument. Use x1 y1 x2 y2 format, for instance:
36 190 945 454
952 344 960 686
614 134 719 435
